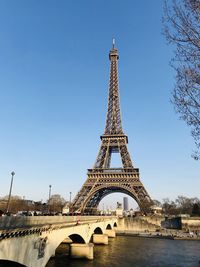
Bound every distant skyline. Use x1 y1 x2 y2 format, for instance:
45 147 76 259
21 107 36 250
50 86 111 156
0 1 199 209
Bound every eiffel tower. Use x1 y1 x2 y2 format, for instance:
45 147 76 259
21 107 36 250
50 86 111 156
72 40 152 214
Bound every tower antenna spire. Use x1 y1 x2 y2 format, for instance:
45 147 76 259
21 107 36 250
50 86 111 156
112 38 115 48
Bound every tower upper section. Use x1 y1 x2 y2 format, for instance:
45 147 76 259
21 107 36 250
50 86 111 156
103 41 124 136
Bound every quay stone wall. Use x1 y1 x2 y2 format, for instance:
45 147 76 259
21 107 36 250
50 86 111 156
182 217 200 231
117 217 160 232
161 216 200 231
139 215 164 227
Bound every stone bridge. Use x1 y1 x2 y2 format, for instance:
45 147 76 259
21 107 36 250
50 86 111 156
0 216 117 267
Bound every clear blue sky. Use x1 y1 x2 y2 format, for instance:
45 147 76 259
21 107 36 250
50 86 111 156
0 1 199 208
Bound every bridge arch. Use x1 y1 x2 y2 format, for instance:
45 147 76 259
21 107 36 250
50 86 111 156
113 222 118 227
106 224 112 230
0 260 27 267
93 227 103 234
69 234 85 244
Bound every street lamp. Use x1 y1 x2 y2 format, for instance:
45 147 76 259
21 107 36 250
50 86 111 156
48 185 52 214
69 191 72 213
49 185 52 201
23 196 25 211
6 171 15 213
69 192 72 204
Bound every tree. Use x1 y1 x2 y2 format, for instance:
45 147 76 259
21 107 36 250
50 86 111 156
162 198 178 215
0 195 24 213
161 196 200 215
153 199 162 207
175 195 194 214
48 194 66 213
163 0 200 159
192 201 200 215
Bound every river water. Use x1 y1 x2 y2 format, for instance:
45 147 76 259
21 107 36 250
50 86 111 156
46 236 200 267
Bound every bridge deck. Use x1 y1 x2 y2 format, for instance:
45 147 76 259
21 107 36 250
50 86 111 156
0 215 116 230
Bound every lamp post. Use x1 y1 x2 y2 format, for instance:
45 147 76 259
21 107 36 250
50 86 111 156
48 185 52 214
49 185 52 201
6 171 15 214
23 196 25 211
69 192 72 204
69 192 72 213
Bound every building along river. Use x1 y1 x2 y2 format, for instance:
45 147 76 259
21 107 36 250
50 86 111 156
46 235 200 267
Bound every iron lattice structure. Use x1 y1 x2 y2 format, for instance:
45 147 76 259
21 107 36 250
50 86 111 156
72 42 152 214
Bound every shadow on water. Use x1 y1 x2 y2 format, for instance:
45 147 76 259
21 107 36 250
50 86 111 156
46 236 200 267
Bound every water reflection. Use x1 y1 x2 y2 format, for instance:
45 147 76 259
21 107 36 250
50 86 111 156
46 236 200 267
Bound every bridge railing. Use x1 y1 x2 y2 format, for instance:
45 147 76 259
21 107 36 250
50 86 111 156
0 215 116 230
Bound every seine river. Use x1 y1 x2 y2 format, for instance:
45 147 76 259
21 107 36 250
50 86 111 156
46 236 200 267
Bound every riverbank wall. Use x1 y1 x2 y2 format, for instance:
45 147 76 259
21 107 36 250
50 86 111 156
116 216 200 240
116 216 163 233
161 216 200 232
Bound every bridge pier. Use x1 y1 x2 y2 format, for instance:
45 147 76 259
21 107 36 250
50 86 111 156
105 229 116 238
70 243 94 260
93 234 108 245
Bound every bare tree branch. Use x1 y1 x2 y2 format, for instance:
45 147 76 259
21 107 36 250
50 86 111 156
163 0 200 159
